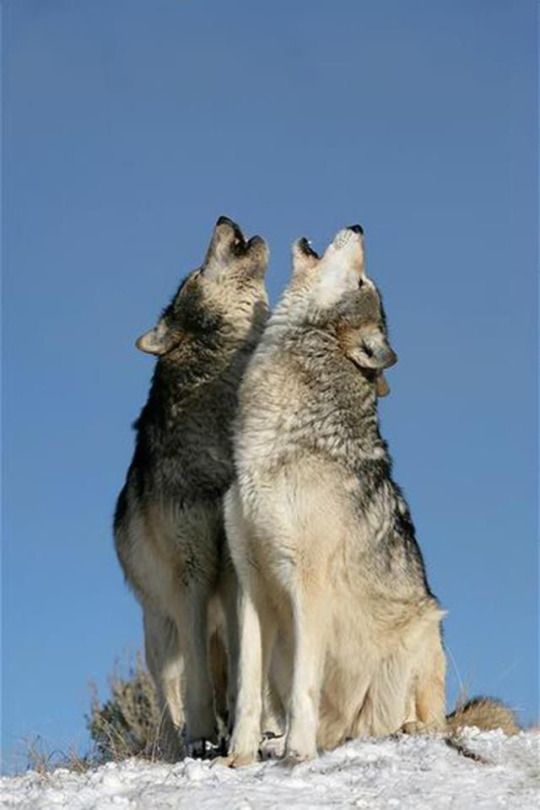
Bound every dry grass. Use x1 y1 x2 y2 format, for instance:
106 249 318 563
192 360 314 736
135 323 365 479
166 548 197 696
22 735 94 776
87 653 164 764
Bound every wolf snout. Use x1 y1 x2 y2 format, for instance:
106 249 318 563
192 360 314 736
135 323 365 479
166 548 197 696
216 214 240 231
331 224 365 254
216 215 245 244
247 235 265 248
298 237 320 259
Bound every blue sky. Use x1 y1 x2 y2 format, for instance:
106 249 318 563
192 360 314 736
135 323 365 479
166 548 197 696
2 0 537 769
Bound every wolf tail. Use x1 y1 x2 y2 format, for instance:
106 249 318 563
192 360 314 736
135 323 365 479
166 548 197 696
446 696 519 735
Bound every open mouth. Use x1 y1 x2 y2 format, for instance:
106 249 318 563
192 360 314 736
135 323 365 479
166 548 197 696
216 215 249 254
298 237 320 259
214 216 265 262
231 224 246 251
217 215 244 243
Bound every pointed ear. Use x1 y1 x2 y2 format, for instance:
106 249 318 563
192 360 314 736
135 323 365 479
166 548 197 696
135 319 179 356
342 325 398 371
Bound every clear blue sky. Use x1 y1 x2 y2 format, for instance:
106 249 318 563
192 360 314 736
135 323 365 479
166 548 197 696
2 0 537 769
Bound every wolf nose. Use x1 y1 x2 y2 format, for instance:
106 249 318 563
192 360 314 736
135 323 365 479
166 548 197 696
347 224 364 235
216 215 237 228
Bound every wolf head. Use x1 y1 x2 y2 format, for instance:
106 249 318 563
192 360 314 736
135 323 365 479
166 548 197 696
287 225 396 394
136 216 269 357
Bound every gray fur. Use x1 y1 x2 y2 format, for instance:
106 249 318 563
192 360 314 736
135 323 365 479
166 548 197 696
114 217 269 758
225 226 445 765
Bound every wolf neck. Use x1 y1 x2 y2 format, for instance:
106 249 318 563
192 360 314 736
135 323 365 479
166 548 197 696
162 336 250 391
301 330 387 462
250 325 389 468
138 338 250 435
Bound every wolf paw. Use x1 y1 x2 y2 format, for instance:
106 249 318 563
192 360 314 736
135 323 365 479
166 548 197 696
184 738 220 759
400 721 428 735
259 732 286 760
284 746 316 765
213 750 258 768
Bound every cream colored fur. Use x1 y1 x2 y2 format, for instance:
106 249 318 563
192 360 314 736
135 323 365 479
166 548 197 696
225 227 446 765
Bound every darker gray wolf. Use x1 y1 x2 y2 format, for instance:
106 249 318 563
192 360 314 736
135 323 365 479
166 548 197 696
114 216 269 759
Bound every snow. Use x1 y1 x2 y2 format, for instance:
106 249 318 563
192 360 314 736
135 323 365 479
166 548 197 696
1 730 538 809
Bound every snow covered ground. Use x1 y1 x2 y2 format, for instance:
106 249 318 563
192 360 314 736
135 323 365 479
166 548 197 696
1 729 538 809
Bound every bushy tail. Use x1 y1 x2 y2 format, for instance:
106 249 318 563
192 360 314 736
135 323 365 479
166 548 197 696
446 696 519 736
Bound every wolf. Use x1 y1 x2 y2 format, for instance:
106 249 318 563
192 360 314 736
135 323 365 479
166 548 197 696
114 216 269 759
225 226 517 766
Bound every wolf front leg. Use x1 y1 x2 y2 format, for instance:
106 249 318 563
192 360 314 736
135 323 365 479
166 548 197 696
218 565 240 731
225 587 265 766
177 586 218 754
285 584 327 762
143 607 185 761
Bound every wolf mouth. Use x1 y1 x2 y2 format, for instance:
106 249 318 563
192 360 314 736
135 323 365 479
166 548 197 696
217 214 246 248
298 237 320 259
216 215 263 256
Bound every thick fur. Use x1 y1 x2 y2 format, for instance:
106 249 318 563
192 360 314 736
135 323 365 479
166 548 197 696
114 217 269 759
446 697 519 736
226 227 447 765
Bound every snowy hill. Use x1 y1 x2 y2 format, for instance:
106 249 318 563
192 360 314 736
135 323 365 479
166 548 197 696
1 730 538 809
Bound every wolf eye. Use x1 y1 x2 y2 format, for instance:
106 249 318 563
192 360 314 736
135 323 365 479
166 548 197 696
358 278 364 289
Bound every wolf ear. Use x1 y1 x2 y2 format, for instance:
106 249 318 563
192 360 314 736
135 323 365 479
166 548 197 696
135 319 178 356
344 326 398 371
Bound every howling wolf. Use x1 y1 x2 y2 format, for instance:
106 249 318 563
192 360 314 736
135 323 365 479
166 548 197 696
114 216 269 758
224 225 516 766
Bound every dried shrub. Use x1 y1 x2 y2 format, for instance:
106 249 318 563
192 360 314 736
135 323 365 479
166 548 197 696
87 654 164 763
